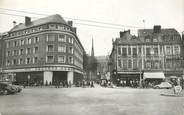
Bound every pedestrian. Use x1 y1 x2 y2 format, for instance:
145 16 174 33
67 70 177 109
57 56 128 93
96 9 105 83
69 80 72 88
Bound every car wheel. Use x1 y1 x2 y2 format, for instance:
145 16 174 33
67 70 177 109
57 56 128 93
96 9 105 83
3 90 8 95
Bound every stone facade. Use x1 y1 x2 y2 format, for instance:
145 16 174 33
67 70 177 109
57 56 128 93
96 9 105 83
2 14 84 85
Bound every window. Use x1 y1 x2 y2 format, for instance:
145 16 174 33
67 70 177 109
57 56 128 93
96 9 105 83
7 51 11 56
7 60 11 66
133 59 137 69
145 38 150 42
33 57 38 63
153 38 158 42
128 60 132 68
138 47 142 54
13 59 17 65
58 45 66 52
58 34 66 42
47 45 54 52
133 48 137 57
118 47 121 55
166 46 172 55
33 47 39 53
46 34 55 41
128 47 131 55
20 39 24 45
26 48 31 54
122 48 127 56
13 50 18 56
154 48 158 55
20 49 24 55
27 38 32 44
146 62 151 69
13 41 18 47
34 37 39 43
68 56 73 64
26 58 31 64
174 46 180 55
19 58 23 64
69 37 73 44
47 56 54 63
118 59 121 68
146 48 151 56
69 47 74 54
6 42 10 48
58 56 65 63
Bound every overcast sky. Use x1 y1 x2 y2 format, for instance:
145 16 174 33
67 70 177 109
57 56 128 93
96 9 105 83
0 0 183 56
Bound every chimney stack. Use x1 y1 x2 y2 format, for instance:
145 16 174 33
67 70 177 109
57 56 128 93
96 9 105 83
25 16 31 26
13 21 16 27
72 27 77 34
67 21 73 27
153 25 161 33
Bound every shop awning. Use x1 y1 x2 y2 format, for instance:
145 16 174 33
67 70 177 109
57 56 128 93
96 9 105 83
143 72 165 79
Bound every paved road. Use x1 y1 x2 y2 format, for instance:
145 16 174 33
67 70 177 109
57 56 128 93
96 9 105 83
0 87 184 115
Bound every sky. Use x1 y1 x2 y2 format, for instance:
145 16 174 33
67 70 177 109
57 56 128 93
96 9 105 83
0 0 183 56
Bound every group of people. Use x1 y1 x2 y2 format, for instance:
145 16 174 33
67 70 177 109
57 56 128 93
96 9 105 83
75 80 95 88
116 79 139 88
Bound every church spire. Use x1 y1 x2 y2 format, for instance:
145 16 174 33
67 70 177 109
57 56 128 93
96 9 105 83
91 38 94 57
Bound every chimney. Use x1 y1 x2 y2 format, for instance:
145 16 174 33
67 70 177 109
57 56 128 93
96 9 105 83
13 21 16 27
120 30 130 38
67 21 73 27
25 16 31 26
72 27 77 34
153 25 161 33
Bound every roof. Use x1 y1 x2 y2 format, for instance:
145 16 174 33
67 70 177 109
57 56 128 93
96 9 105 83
10 14 67 32
138 28 180 37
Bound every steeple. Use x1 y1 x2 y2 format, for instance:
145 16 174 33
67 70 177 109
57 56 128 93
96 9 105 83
91 38 94 57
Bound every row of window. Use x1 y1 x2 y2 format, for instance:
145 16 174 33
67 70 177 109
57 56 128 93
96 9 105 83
6 45 74 57
118 59 181 70
7 34 74 48
7 47 39 56
10 24 72 37
6 56 74 66
118 45 180 56
144 35 180 42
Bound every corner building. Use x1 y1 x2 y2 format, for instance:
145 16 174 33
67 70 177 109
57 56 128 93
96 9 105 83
4 14 84 85
109 26 184 86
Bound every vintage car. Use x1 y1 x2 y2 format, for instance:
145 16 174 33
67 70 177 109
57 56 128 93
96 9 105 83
0 82 18 95
154 82 172 89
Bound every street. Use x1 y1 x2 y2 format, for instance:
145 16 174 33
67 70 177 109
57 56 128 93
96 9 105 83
0 87 184 115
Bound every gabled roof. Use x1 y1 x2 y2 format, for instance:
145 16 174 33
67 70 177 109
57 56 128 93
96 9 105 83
10 14 67 32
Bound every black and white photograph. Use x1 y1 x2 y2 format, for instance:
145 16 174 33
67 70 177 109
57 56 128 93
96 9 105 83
0 0 184 115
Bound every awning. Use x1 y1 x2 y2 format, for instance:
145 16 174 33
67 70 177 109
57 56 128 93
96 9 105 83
143 72 165 79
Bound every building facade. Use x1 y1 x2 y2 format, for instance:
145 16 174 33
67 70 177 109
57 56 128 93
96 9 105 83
2 14 84 85
109 26 184 86
96 56 110 80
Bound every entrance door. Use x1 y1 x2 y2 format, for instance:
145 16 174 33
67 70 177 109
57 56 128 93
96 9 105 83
53 71 67 83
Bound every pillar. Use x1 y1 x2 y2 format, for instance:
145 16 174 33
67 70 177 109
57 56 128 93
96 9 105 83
43 71 53 85
67 71 74 84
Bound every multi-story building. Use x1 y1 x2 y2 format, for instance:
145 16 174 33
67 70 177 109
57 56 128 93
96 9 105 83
3 14 84 85
96 56 110 80
109 26 184 86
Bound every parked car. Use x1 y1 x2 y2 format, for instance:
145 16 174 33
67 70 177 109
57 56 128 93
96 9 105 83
154 82 172 89
0 82 18 95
